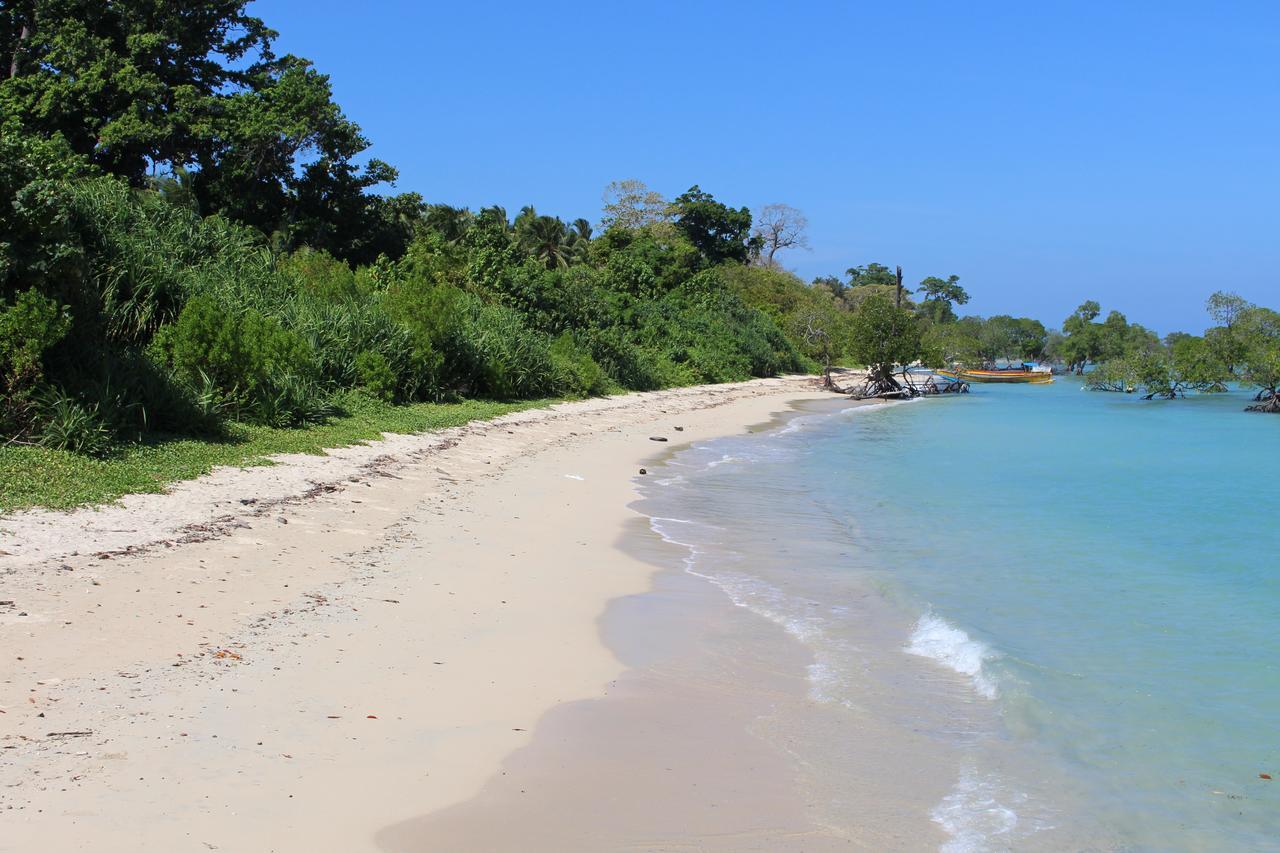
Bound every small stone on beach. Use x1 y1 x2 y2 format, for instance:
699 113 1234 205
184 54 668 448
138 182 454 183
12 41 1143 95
648 436 667 442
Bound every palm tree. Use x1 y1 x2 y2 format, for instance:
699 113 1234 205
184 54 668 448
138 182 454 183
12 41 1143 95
519 215 572 269
513 205 539 231
477 205 510 231
423 204 473 243
565 218 593 265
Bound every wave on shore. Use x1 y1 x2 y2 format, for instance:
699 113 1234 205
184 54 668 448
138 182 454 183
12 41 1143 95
932 766 1025 853
905 612 1000 700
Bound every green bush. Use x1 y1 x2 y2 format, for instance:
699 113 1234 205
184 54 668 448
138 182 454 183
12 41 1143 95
382 274 468 396
36 388 113 456
159 295 325 425
0 131 87 302
355 350 398 401
0 289 70 389
550 333 612 397
251 372 337 428
278 249 362 304
578 327 667 391
0 289 72 433
631 280 804 384
464 301 559 399
287 297 419 394
63 179 291 347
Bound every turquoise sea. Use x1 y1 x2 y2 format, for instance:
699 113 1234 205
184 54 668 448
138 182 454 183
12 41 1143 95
639 379 1280 850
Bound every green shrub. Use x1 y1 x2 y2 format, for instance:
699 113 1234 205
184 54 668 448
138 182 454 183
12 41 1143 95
633 280 805 383
36 388 112 456
65 179 291 346
684 345 752 383
160 295 325 425
0 289 70 388
251 372 337 428
0 131 87 302
578 327 668 391
0 289 71 433
649 352 699 388
382 275 469 396
287 297 419 395
278 249 361 303
355 350 397 401
464 302 558 399
550 333 612 397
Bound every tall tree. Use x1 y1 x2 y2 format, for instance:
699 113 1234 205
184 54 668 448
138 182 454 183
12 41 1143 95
1237 306 1280 412
1059 300 1103 373
1205 290 1252 369
1 0 277 180
423 205 475 244
0 1 397 262
916 274 969 324
847 293 923 395
517 214 573 270
565 218 593 264
599 179 669 231
845 263 898 288
670 185 760 265
752 203 809 266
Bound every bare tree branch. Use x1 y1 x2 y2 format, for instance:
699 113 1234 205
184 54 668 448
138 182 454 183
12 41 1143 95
752 203 809 266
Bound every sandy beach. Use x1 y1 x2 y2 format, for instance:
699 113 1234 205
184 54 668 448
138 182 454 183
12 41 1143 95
0 376 908 852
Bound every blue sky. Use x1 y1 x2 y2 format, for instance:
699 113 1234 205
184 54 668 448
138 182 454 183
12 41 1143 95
253 0 1278 334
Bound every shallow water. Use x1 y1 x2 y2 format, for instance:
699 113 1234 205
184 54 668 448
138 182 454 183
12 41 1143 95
638 379 1280 851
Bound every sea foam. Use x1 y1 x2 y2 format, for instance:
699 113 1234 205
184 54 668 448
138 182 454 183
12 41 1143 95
647 515 863 708
905 613 999 699
932 766 1024 853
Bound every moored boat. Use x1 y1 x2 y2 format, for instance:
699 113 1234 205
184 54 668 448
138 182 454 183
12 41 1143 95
937 364 1054 384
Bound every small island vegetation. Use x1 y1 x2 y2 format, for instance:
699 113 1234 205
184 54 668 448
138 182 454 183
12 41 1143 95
1071 292 1280 409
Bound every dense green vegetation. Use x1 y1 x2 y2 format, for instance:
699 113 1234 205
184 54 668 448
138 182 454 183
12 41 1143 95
1 0 904 513
1 2 1273 510
1069 293 1279 409
0 4 829 461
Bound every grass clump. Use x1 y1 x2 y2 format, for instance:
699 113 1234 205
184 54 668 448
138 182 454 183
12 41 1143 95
0 393 552 513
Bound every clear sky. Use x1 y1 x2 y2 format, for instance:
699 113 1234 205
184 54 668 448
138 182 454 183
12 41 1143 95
252 0 1278 334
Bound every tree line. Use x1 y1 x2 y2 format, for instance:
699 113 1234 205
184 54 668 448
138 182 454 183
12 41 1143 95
4 2 1273 462
1064 294 1280 412
0 0 964 454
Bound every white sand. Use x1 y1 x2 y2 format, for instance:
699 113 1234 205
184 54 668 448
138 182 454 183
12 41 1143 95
0 376 838 852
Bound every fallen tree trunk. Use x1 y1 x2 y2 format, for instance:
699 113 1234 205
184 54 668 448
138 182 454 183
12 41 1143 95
834 368 969 400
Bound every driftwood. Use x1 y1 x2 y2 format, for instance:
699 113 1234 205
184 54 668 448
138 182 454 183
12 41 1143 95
1246 389 1279 413
826 368 968 400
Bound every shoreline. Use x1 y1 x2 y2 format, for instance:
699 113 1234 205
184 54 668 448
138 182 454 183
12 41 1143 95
0 376 857 852
378 396 942 852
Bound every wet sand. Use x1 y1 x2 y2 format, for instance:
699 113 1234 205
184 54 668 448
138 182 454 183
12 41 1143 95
380 420 953 852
